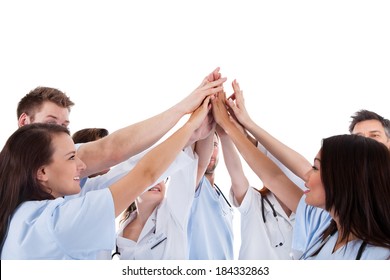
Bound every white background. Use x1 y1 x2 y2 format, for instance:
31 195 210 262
1 0 389 262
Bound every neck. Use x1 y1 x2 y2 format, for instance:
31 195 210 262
275 195 292 217
137 202 158 223
123 203 156 242
205 173 215 186
331 215 357 253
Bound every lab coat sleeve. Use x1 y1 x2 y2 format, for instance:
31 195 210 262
165 146 198 228
75 146 193 197
229 186 254 215
256 143 306 191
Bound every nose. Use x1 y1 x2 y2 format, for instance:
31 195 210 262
76 156 87 171
304 169 313 184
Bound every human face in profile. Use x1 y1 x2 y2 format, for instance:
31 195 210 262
38 133 86 198
304 152 326 209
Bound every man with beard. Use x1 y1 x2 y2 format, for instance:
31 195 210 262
187 131 234 260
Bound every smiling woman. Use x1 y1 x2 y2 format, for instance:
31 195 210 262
0 94 211 259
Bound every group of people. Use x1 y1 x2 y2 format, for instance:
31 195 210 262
0 67 389 260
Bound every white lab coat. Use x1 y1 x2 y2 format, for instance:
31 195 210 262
101 146 198 259
231 187 294 259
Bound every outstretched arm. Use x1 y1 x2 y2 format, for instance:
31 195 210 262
212 92 303 213
226 80 312 182
216 124 249 206
193 112 216 187
109 97 212 217
78 68 227 178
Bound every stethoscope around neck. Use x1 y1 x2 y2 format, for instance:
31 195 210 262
111 227 168 260
261 195 276 223
260 194 285 248
298 230 368 260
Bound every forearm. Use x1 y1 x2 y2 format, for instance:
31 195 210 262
79 105 183 178
219 133 249 205
194 131 214 185
109 122 196 216
244 119 312 181
221 121 303 212
109 105 183 157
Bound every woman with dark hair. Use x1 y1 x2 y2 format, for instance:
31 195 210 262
295 135 390 259
0 97 211 259
211 84 390 260
72 128 110 178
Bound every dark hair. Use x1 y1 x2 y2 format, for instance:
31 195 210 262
320 134 390 248
120 202 137 225
0 123 70 249
72 128 109 144
120 177 169 225
349 109 390 138
17 86 75 121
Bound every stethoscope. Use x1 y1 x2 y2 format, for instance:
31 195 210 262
214 183 232 208
260 194 286 248
298 231 335 260
298 230 367 260
111 227 168 260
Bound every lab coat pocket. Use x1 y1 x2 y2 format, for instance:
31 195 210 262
149 232 167 259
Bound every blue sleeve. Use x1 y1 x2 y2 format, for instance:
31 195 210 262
50 188 116 259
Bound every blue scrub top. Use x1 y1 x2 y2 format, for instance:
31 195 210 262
293 196 390 260
1 188 116 260
187 176 234 260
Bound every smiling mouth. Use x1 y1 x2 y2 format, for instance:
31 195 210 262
148 187 161 192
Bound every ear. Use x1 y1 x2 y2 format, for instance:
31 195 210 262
18 112 31 127
36 166 48 182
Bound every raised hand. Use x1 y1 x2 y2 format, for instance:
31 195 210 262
226 79 253 128
211 91 232 129
187 96 213 132
177 67 227 115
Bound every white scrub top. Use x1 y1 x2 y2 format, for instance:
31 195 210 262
1 188 116 260
187 177 234 260
231 187 295 259
107 146 198 260
67 146 192 199
294 196 390 260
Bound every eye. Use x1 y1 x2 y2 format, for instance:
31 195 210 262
312 165 319 171
69 155 75 160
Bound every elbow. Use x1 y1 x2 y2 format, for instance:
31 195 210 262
142 168 162 188
101 140 130 167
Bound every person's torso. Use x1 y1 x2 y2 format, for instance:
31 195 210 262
187 177 234 260
237 188 295 260
1 189 115 260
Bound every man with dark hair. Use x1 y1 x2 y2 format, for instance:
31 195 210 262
17 86 74 128
349 109 390 149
